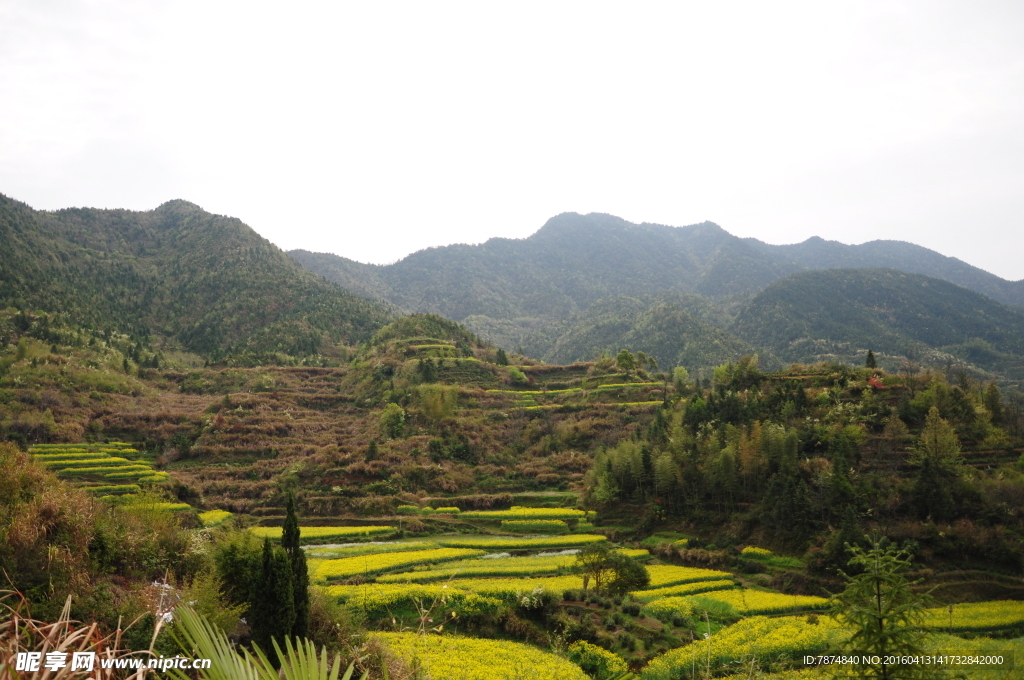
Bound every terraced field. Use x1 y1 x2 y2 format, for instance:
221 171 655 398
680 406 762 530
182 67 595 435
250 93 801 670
29 442 168 498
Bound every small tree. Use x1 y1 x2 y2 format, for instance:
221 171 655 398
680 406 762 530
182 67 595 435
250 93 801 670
672 366 691 394
983 381 1004 426
616 349 636 373
910 407 963 476
379 403 405 439
866 349 877 369
605 552 650 595
830 538 936 680
364 439 379 462
576 542 615 592
575 543 649 595
495 348 509 366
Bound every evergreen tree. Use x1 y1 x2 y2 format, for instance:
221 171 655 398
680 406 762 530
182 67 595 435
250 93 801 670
495 348 509 366
281 495 309 639
910 407 963 476
910 456 955 521
249 538 295 664
817 506 865 576
831 539 936 680
865 349 877 369
983 381 1004 426
365 439 379 462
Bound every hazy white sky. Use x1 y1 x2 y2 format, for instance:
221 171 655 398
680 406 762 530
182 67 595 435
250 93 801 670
2 1 1022 279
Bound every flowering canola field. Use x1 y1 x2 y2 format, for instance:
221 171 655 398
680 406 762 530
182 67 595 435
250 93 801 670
250 525 396 542
691 589 829 615
310 548 485 583
304 541 439 559
458 507 587 520
376 549 649 583
645 565 733 588
324 582 502 617
630 579 737 603
641 615 842 680
374 632 588 680
921 601 1024 633
447 575 586 600
437 534 606 550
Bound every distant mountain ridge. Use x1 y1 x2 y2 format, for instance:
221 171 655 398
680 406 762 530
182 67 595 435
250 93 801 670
746 235 1024 308
290 212 1024 375
292 212 1024 312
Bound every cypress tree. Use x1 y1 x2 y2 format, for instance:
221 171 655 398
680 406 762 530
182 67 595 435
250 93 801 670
365 439 379 462
249 538 295 665
865 349 877 369
282 495 310 639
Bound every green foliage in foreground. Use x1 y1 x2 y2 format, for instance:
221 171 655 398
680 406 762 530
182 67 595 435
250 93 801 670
170 606 366 680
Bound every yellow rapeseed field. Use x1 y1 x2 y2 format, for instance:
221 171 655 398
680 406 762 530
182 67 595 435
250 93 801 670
645 564 733 587
922 600 1024 632
447 575 585 600
323 583 501 617
458 506 586 520
630 579 736 603
374 632 589 680
641 615 842 680
377 549 650 583
250 525 396 541
694 589 829 615
436 535 606 550
198 509 233 527
305 541 439 559
311 548 485 583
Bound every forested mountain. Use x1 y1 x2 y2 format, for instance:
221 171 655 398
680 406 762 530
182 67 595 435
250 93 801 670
730 268 1024 380
291 211 1024 377
0 194 395 360
540 294 772 369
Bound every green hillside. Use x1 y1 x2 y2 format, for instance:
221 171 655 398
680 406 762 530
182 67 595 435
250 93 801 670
731 269 1024 381
0 194 395 361
542 294 771 371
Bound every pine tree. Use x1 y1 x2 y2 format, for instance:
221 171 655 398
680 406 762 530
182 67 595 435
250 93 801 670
865 349 877 369
983 381 1004 426
365 439 379 462
495 348 509 366
831 539 937 680
249 538 295 664
281 495 309 639
910 407 963 476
